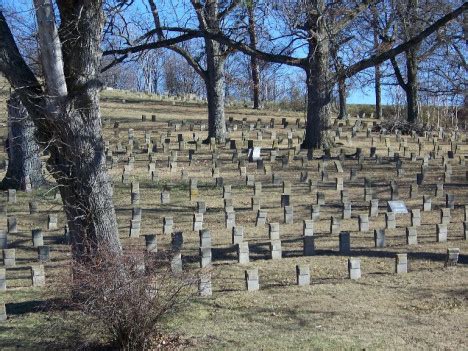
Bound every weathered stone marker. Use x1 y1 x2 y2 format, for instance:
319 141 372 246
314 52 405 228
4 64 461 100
348 258 361 280
0 268 6 291
32 229 44 247
330 217 341 234
269 240 282 260
256 210 267 226
2 249 15 267
385 212 396 229
374 229 385 248
7 217 17 234
369 199 379 217
296 265 310 286
445 248 459 266
406 227 418 245
436 224 448 242
395 253 408 274
31 265 45 287
359 214 369 232
237 242 250 264
411 209 421 227
0 231 6 249
198 273 212 297
245 268 259 291
163 217 174 235
145 235 157 253
0 302 6 321
232 226 244 244
38 246 50 262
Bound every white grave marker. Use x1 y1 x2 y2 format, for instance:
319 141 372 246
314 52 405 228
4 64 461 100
387 201 408 214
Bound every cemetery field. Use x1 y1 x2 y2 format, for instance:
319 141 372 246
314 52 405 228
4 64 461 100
0 85 467 349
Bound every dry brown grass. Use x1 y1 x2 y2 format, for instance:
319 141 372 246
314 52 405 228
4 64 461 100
0 82 467 349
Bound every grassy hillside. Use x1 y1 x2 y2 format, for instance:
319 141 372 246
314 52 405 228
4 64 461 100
0 78 467 350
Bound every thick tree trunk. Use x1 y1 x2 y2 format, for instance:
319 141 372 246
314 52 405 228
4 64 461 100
200 1 226 144
54 1 121 258
302 0 330 149
2 92 44 190
337 77 347 120
48 92 121 258
303 68 330 149
1 2 121 259
204 38 226 143
405 48 419 123
247 2 260 109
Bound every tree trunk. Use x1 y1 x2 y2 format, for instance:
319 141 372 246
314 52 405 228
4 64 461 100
2 92 44 190
405 48 419 123
54 1 121 258
374 64 382 119
204 39 226 143
337 77 347 120
48 93 121 258
371 4 382 120
1 2 121 259
302 0 330 149
303 69 330 149
247 2 260 109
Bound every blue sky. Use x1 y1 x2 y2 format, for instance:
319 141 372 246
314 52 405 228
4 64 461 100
1 0 392 105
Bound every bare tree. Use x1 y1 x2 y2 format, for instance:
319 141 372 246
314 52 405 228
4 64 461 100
100 0 465 147
143 0 241 143
373 0 465 125
388 0 423 124
0 0 121 259
202 0 466 146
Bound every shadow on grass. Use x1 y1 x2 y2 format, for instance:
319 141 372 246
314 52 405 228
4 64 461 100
5 296 76 316
184 243 467 267
1 298 112 350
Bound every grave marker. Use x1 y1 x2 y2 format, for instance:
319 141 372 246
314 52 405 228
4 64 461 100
348 258 361 280
296 265 310 286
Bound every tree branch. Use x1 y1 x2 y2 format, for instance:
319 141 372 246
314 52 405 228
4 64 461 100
333 0 381 35
389 57 407 90
0 12 45 115
147 0 206 80
342 2 467 78
102 32 201 56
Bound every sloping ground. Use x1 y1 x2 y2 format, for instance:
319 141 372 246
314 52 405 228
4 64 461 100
0 81 467 349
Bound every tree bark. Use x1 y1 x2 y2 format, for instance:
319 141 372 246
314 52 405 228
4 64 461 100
204 38 227 143
337 77 347 120
54 1 121 258
374 64 382 119
302 0 331 149
371 4 382 119
2 92 44 190
405 47 419 123
202 0 226 144
247 2 260 109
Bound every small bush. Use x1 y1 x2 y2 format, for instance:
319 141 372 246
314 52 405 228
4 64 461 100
66 249 197 350
379 113 427 135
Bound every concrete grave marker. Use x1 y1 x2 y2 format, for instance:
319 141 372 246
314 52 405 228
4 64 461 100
387 201 408 214
296 265 310 286
248 147 262 162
